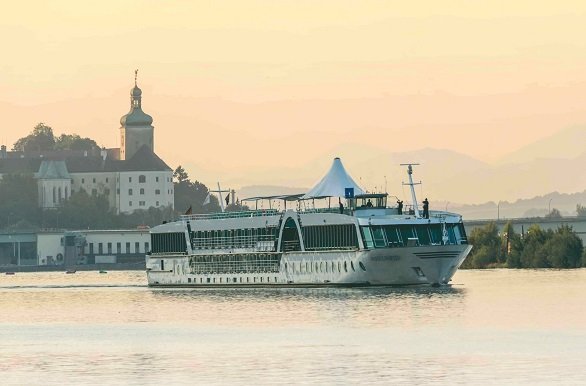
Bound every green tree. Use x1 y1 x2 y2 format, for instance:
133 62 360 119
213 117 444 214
541 225 583 268
116 205 175 228
173 166 189 183
13 123 102 153
0 174 40 230
51 190 115 229
462 222 500 268
13 123 56 151
576 204 586 217
54 134 100 152
520 225 551 268
173 165 220 214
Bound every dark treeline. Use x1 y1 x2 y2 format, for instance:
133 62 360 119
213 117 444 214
462 221 586 269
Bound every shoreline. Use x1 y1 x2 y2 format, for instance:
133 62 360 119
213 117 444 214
0 262 145 273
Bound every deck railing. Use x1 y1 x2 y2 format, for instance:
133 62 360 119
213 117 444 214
181 209 280 221
300 207 350 215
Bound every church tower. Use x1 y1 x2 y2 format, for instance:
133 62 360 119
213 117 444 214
119 70 154 160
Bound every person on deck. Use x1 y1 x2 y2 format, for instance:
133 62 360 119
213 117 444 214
423 198 429 219
366 199 373 207
397 200 403 215
339 198 344 214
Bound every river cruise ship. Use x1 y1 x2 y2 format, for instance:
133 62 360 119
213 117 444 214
146 159 472 287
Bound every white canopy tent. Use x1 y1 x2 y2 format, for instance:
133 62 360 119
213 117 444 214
303 157 365 199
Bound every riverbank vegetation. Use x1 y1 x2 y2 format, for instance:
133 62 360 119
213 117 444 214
461 221 586 269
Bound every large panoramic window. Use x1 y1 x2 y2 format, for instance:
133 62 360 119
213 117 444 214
302 224 359 251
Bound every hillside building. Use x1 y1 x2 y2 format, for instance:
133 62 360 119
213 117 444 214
0 75 174 214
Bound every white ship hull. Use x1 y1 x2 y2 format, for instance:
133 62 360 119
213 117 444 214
146 244 472 287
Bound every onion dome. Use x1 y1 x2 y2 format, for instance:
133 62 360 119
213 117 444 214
131 85 142 97
120 71 153 127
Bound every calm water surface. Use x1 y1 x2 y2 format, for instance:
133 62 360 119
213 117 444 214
1 269 585 385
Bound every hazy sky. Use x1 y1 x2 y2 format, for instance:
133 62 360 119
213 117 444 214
2 1 586 193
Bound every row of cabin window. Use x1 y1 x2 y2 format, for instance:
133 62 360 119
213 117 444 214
284 260 366 274
361 224 467 249
87 241 149 255
302 224 359 250
151 232 187 254
78 176 170 184
188 254 280 274
187 276 279 284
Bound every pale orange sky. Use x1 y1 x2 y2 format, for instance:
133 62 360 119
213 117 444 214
2 1 586 195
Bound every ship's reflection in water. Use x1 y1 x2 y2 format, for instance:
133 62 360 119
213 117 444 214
1 269 585 385
151 285 466 329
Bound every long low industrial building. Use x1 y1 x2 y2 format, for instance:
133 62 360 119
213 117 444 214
0 229 150 268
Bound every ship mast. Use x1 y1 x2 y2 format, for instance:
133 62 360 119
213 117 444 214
401 163 421 218
210 182 230 212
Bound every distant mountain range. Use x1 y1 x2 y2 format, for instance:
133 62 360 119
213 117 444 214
449 190 586 220
497 125 586 165
234 126 586 219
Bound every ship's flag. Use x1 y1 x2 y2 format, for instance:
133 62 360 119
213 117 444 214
185 206 192 215
203 193 211 206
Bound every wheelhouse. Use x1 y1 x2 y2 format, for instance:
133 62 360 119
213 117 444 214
348 193 388 210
